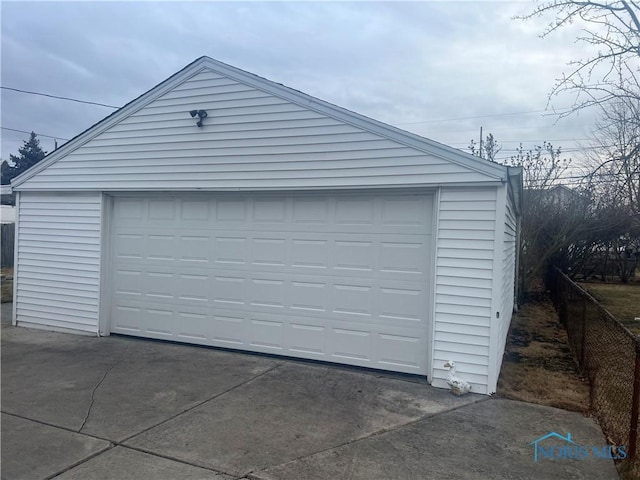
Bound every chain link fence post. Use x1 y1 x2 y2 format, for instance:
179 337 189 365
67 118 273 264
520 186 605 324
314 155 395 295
629 340 640 460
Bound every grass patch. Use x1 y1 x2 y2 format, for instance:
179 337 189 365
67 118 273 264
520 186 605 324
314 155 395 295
582 280 640 335
0 267 13 303
497 294 590 413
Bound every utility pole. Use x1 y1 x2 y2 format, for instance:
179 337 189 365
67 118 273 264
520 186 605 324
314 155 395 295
479 126 483 159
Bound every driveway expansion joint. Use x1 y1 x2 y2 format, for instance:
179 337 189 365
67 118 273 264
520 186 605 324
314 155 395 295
0 410 115 444
247 394 491 478
41 442 114 480
112 444 234 477
118 362 284 444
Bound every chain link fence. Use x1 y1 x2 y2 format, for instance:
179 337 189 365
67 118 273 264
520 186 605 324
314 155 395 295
1 223 14 269
549 268 640 464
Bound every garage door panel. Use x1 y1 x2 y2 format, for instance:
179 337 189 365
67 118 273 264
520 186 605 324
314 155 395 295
212 275 246 305
113 196 434 234
335 197 375 225
292 197 329 224
110 192 432 375
147 271 176 299
112 262 426 284
378 286 424 321
252 237 287 266
290 239 328 269
249 318 284 350
249 278 285 308
176 311 208 341
288 322 326 355
211 314 245 345
252 197 287 223
380 240 430 275
147 234 176 261
148 199 175 220
330 327 372 361
378 333 423 369
333 240 374 271
214 236 248 264
180 235 210 263
145 307 174 336
215 198 248 222
290 281 327 312
113 269 143 296
177 273 209 303
332 283 373 317
112 300 428 373
112 265 427 328
115 199 144 221
180 199 209 221
112 305 142 333
381 196 433 228
114 236 428 282
115 233 145 260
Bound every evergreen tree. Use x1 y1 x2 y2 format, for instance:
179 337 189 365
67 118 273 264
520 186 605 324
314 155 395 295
1 132 47 185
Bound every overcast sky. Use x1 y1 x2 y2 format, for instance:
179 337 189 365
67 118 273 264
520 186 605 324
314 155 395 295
1 1 597 167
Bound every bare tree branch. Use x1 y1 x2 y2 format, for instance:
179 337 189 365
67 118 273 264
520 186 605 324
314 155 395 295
516 0 640 117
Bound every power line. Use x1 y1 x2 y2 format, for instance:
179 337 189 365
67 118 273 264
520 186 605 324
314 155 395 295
448 138 591 146
394 108 573 126
3 84 575 126
0 87 606 158
1 86 119 109
494 144 617 156
1 127 69 141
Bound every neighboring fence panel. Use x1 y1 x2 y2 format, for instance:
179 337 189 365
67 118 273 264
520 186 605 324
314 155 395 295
1 223 15 269
550 268 640 461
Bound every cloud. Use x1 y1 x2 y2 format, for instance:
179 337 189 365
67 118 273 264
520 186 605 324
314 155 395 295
1 1 598 165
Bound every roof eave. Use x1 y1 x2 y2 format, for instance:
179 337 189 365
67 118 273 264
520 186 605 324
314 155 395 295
198 57 507 181
12 55 507 189
507 166 523 216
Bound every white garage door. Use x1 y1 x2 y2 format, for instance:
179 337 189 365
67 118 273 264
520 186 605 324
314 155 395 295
109 192 433 375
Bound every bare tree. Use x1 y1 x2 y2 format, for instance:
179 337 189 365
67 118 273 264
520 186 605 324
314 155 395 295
517 1 640 116
468 133 502 162
581 97 640 281
584 98 640 215
507 143 590 291
512 142 571 188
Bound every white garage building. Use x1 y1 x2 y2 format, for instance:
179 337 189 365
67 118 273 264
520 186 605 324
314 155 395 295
11 57 521 395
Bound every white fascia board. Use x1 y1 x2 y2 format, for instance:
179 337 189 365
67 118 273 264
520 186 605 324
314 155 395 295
199 57 507 181
14 180 505 193
507 166 523 216
12 56 507 189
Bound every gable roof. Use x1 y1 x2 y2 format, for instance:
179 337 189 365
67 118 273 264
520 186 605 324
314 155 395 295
11 56 508 188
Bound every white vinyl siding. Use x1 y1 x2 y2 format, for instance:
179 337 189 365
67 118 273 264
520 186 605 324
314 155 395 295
496 190 518 367
14 193 102 333
19 70 496 191
8 57 521 396
433 187 497 394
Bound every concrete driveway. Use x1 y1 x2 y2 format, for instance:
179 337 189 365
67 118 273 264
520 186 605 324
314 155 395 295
1 303 619 480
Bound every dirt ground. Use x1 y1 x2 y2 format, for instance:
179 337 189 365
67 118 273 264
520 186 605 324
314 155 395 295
0 267 13 303
497 292 590 413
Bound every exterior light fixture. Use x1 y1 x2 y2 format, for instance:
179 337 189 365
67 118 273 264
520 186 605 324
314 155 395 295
189 109 208 127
